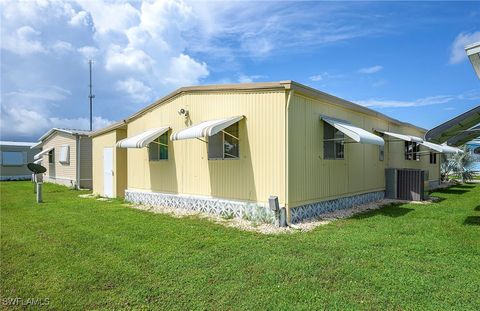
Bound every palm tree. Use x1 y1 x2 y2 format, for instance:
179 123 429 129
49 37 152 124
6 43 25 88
441 146 475 182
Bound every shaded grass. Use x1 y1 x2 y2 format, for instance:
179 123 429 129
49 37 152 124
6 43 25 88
1 182 480 310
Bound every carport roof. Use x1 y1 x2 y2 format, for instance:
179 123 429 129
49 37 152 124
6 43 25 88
424 105 480 146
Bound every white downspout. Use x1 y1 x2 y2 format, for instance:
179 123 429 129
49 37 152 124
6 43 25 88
285 89 294 224
76 135 81 189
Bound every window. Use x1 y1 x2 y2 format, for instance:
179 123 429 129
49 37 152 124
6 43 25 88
48 149 54 164
405 141 420 161
59 145 70 164
414 143 420 161
208 122 239 160
149 132 169 161
429 152 437 164
1 151 26 166
323 123 344 159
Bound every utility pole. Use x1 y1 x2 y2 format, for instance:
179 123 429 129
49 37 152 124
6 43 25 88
88 59 95 131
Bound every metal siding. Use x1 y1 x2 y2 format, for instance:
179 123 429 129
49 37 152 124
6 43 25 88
288 93 439 208
127 91 286 205
115 129 128 197
79 136 93 189
288 94 387 207
41 132 78 186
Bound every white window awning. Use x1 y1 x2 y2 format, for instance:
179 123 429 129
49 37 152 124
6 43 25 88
439 144 464 154
171 116 244 141
116 127 170 148
422 142 462 154
376 130 423 143
322 117 384 146
34 146 54 160
377 129 463 154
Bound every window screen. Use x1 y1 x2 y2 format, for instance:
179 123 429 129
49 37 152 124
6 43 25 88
323 123 344 159
405 141 420 161
429 152 437 164
224 123 239 158
59 145 70 164
208 122 240 160
414 143 420 161
2 151 25 166
149 132 169 161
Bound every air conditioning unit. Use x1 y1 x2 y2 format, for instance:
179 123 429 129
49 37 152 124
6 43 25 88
385 168 429 201
398 169 429 201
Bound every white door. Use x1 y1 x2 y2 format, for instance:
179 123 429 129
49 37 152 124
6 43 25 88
103 147 114 198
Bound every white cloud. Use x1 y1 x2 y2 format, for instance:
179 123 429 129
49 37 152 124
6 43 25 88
77 46 99 60
51 40 74 53
1 86 113 138
310 75 323 81
356 90 480 108
2 26 46 55
163 54 209 86
309 72 343 82
358 65 383 74
4 86 71 102
74 0 139 34
450 31 480 64
238 74 264 83
116 78 152 103
105 45 154 73
69 10 89 26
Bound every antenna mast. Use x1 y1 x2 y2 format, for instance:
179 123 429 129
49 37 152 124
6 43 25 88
88 59 95 131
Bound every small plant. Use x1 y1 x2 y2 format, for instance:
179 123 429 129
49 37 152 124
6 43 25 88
222 211 235 220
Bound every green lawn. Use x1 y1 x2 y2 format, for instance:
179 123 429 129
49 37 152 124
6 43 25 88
1 182 479 310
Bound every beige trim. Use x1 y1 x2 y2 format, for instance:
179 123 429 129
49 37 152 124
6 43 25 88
89 121 127 138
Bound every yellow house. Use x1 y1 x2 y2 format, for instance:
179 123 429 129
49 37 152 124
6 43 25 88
91 81 449 224
33 128 93 189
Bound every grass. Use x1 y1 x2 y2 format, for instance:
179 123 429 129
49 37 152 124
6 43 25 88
1 182 479 310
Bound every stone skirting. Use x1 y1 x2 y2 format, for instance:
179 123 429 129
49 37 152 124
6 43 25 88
0 175 31 181
125 190 277 224
290 191 385 224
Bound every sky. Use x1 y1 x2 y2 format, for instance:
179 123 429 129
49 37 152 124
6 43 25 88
1 0 479 142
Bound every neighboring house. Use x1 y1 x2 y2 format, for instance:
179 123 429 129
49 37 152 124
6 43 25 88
0 141 40 181
33 128 92 189
91 81 456 224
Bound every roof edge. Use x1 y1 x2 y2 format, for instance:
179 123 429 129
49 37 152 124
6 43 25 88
38 128 91 142
288 81 427 132
126 82 288 123
89 121 127 138
94 80 429 137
